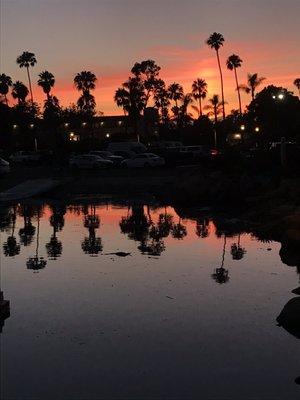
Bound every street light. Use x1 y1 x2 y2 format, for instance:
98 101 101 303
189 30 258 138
106 133 110 138
234 133 242 140
64 122 69 128
29 123 34 129
278 93 284 100
12 124 18 130
240 124 245 131
82 122 87 127
255 126 260 133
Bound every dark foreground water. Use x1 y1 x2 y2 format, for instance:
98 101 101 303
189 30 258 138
0 201 299 399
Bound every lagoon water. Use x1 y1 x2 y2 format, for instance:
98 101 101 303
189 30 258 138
1 201 300 399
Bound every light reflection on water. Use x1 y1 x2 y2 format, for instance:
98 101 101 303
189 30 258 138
1 201 300 399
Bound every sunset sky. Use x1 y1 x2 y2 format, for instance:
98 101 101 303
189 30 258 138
1 0 299 115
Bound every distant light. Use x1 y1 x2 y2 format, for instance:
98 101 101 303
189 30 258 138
29 124 34 129
240 125 245 131
70 132 74 137
255 126 260 133
106 133 110 138
118 121 122 125
234 133 241 140
278 93 284 100
272 95 276 99
100 122 104 126
64 122 69 127
13 124 18 129
82 122 87 127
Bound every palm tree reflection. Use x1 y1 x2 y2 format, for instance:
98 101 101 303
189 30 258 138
171 218 187 240
231 234 246 260
18 205 36 246
81 205 102 256
26 207 47 271
212 235 229 284
196 217 210 238
45 205 65 259
3 206 20 257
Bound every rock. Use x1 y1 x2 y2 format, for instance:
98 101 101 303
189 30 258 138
276 297 300 338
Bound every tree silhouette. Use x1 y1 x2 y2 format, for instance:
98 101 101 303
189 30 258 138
226 54 243 113
294 78 300 97
191 78 207 117
167 82 184 108
212 235 229 284
204 94 223 147
11 81 29 104
74 71 97 116
38 70 55 100
206 32 225 119
16 51 37 102
0 74 12 105
239 73 265 100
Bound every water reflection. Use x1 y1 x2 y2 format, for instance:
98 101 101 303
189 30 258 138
81 205 102 256
26 206 47 271
212 235 229 284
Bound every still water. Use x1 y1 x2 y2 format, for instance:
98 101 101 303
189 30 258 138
0 200 299 399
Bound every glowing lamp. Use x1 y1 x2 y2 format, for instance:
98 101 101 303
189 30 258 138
234 133 241 140
278 93 284 100
255 126 260 133
64 123 69 127
240 125 245 131
13 124 18 129
106 133 110 138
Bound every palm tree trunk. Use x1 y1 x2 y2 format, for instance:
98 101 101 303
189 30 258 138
214 106 218 148
4 94 8 106
251 86 255 101
234 68 242 114
216 49 225 119
198 97 202 117
26 66 34 103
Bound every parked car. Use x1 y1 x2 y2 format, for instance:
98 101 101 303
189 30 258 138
9 151 41 164
69 154 113 169
106 141 147 154
179 145 211 158
89 151 124 166
121 153 165 168
113 150 136 159
0 158 10 175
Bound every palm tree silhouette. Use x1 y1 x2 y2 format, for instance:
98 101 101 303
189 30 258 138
191 78 207 117
195 217 210 238
11 81 29 104
206 32 225 119
74 71 97 115
204 94 223 147
167 82 184 108
0 74 12 105
294 78 300 97
212 235 229 284
38 71 55 100
226 54 243 113
16 51 37 102
239 73 265 100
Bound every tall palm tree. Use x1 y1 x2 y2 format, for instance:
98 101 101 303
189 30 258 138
167 82 184 107
37 71 55 100
294 78 300 97
191 78 207 117
206 32 225 119
16 51 37 102
74 71 97 114
226 54 243 113
11 81 29 104
204 94 223 147
239 73 265 100
0 74 12 105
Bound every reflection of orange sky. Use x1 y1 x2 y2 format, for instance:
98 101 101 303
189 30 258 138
38 204 266 251
7 40 299 116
